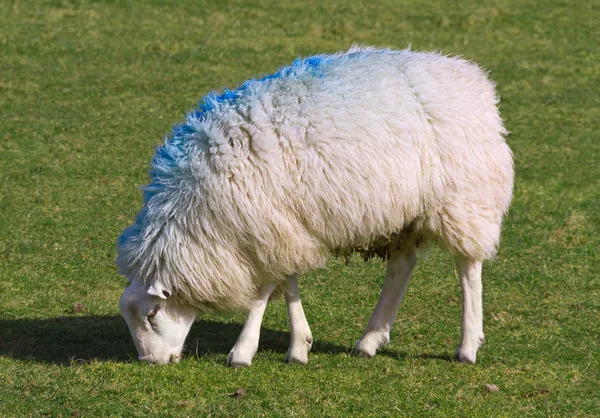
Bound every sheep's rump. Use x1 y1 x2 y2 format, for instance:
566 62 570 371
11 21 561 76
117 47 513 310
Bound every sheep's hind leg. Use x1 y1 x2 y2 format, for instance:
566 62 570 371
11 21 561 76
355 249 417 357
227 282 276 367
454 256 485 364
285 274 313 364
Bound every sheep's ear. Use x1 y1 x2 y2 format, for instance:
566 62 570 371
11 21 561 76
147 283 171 299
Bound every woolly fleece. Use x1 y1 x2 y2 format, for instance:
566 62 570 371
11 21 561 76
116 46 513 311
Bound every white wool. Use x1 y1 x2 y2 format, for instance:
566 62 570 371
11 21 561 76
116 47 514 311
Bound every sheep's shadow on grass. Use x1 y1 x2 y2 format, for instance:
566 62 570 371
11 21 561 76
0 316 453 365
0 315 346 365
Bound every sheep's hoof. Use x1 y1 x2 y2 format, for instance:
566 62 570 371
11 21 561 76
454 348 477 364
227 358 251 368
285 347 309 365
285 335 312 364
454 352 476 364
226 348 254 368
354 332 389 358
455 335 484 364
354 341 377 358
285 353 309 365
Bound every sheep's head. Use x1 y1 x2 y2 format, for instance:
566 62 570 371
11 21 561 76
119 280 197 365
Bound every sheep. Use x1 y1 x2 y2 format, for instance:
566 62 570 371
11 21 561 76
117 46 514 367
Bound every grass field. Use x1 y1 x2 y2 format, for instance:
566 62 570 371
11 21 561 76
1 0 599 416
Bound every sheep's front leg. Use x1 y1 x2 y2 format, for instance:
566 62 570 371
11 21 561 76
285 274 313 364
355 249 416 357
454 256 485 364
227 283 276 367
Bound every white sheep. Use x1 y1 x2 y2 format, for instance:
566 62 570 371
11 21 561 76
117 46 514 366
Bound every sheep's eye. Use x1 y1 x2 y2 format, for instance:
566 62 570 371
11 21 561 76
147 304 161 318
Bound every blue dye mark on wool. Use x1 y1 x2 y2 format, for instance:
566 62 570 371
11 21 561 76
268 54 327 80
144 48 394 207
143 123 195 204
297 56 326 75
117 207 147 247
117 228 131 247
118 48 399 248
196 88 238 115
191 54 330 120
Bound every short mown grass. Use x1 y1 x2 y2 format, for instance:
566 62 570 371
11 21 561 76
1 0 599 416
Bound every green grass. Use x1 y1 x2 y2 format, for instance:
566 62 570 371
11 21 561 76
1 0 599 416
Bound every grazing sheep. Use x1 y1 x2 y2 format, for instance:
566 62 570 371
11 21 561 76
117 46 514 366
